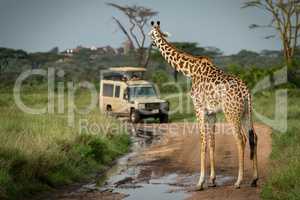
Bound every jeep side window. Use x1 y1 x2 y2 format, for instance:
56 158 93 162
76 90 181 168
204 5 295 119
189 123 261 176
115 85 120 98
103 84 113 97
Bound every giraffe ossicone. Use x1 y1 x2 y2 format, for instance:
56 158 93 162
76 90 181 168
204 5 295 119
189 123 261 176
149 21 259 190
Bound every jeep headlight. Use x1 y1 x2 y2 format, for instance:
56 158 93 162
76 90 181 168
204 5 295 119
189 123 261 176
138 103 145 109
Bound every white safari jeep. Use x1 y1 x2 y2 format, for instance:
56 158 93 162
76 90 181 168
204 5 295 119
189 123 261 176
99 67 169 123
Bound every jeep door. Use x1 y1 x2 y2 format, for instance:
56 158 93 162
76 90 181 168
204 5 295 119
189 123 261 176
111 84 129 115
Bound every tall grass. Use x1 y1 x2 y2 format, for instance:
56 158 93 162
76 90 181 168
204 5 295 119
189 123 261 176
260 90 300 200
0 90 130 200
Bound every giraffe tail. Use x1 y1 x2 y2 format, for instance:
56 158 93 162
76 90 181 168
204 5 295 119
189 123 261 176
246 93 256 160
249 129 255 160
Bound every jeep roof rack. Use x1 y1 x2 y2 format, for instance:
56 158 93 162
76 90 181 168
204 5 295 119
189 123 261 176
109 67 146 72
103 67 146 81
103 71 125 81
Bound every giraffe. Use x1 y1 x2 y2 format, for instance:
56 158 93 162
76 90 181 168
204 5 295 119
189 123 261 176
149 21 258 190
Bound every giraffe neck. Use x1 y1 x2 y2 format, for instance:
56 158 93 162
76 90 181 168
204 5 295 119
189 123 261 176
154 32 213 77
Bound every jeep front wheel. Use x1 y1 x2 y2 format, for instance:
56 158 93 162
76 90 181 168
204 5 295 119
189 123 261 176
159 114 169 123
130 109 140 123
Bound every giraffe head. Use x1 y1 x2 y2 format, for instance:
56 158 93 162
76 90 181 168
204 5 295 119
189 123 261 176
149 21 170 48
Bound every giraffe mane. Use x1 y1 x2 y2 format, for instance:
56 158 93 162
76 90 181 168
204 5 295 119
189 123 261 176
154 27 213 62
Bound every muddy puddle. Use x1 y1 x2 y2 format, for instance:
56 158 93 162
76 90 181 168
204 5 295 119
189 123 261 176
93 126 189 200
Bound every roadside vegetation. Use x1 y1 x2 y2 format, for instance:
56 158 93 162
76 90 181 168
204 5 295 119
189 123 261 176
260 90 300 200
0 88 131 200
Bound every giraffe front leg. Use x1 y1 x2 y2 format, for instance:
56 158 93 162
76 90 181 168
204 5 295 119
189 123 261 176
208 135 216 187
208 114 216 187
197 130 206 190
196 114 207 191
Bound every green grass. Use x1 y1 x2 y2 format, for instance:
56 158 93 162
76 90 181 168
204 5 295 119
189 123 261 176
0 89 131 200
260 90 300 200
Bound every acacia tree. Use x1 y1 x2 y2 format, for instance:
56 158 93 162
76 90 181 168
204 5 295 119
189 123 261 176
243 0 300 65
107 3 158 66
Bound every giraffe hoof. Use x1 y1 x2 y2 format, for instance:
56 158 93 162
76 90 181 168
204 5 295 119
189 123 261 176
234 182 241 189
187 185 204 192
251 179 258 187
208 182 216 187
195 184 204 191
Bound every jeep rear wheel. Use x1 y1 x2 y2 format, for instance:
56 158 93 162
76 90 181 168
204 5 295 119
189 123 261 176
106 105 112 116
130 109 140 123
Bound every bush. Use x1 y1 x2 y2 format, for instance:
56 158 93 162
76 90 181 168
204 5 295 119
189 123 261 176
151 70 169 87
151 70 191 94
0 91 131 200
226 64 296 89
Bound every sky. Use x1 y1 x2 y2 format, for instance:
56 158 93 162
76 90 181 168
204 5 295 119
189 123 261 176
0 0 281 55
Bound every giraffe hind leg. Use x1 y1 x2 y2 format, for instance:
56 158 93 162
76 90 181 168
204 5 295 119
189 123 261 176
250 129 258 187
208 113 217 187
241 112 259 187
233 123 245 189
224 112 245 189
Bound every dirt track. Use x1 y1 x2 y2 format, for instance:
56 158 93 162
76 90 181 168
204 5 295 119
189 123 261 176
141 122 272 199
45 122 272 200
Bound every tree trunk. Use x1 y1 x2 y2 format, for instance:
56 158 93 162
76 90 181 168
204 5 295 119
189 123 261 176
143 44 152 68
283 39 293 66
285 48 293 66
137 48 144 66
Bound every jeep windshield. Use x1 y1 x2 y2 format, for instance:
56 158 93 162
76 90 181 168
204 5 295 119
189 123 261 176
128 85 157 100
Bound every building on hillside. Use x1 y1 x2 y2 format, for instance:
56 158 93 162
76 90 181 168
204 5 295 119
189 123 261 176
64 49 74 56
90 46 97 51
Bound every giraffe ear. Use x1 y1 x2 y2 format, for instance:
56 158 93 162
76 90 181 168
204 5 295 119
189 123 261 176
151 21 154 26
157 21 160 26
